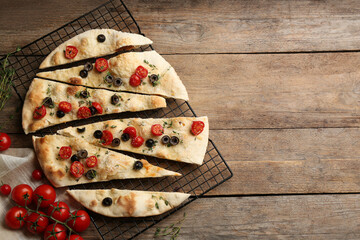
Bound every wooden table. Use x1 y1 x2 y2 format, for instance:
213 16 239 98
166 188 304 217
2 0 360 239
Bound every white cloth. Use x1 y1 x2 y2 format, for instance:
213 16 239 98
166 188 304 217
0 148 82 239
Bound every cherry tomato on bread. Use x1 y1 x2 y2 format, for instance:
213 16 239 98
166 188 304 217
129 74 141 87
59 146 72 159
131 136 144 148
70 161 84 178
58 101 72 113
101 130 113 145
151 124 164 136
0 132 11 151
123 127 137 138
65 46 78 59
91 102 103 114
191 121 205 136
95 58 109 72
77 106 92 119
135 65 148 79
86 156 98 168
33 105 46 119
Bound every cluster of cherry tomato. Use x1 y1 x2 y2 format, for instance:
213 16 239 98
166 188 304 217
2 172 90 239
129 66 148 87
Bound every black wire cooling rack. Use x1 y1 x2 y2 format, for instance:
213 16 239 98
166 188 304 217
4 0 233 239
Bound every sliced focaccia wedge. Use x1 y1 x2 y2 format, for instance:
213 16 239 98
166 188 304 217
67 189 190 217
39 29 152 69
58 117 208 165
37 50 189 100
33 135 180 188
22 78 166 134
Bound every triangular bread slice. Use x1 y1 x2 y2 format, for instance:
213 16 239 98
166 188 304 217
67 189 190 217
39 29 152 69
33 135 180 188
37 50 189 100
22 78 166 134
58 117 208 165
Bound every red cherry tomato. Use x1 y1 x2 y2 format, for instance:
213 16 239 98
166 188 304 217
58 101 72 113
131 136 144 147
92 102 103 114
5 206 27 229
67 210 91 233
65 46 78 59
70 161 84 178
67 235 84 240
0 183 11 195
33 105 46 119
101 130 113 145
25 211 49 234
0 132 11 151
32 169 43 180
135 65 148 79
191 121 205 136
77 106 92 119
46 201 70 222
43 223 67 240
11 184 33 206
123 127 137 138
151 124 164 136
33 184 56 208
95 58 109 72
129 74 141 87
59 146 72 159
85 156 98 168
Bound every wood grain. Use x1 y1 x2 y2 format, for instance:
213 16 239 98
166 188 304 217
136 195 360 239
2 0 360 54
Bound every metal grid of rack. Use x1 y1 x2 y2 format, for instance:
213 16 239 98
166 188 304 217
4 0 233 239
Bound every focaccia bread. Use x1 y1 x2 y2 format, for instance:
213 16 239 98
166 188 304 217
33 135 180 187
22 78 166 134
37 50 189 100
58 117 209 165
39 29 152 69
67 189 190 217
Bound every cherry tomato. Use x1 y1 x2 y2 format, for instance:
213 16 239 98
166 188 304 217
46 201 70 222
95 58 109 72
92 102 103 114
129 74 141 87
191 121 205 136
59 146 72 159
58 101 72 113
11 184 33 206
43 223 67 240
123 127 137 138
0 133 11 151
65 46 78 59
67 235 84 240
67 210 90 233
131 136 144 147
70 161 84 178
85 156 98 168
77 106 92 119
33 105 46 119
5 206 27 229
101 130 113 145
0 184 11 195
32 169 43 180
135 65 148 79
151 124 164 136
32 184 56 208
25 211 49 234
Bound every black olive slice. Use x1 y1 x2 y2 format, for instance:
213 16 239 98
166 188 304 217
80 90 90 98
71 155 79 162
133 161 143 170
56 110 65 118
121 133 130 142
149 74 159 83
42 97 54 108
113 78 123 87
94 130 103 139
77 149 88 159
111 94 120 105
77 127 86 133
105 74 113 83
79 70 88 78
84 62 93 71
161 135 170 145
111 138 121 147
97 34 106 43
102 197 112 206
146 139 155 148
85 170 97 180
170 136 180 146
89 106 97 115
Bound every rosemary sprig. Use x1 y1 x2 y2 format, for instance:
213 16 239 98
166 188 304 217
0 47 21 111
154 212 186 239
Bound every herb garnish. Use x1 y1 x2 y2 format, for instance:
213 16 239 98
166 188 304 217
154 212 186 239
144 59 157 70
163 120 173 128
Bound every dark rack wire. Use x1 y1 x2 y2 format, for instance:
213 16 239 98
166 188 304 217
4 0 233 239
